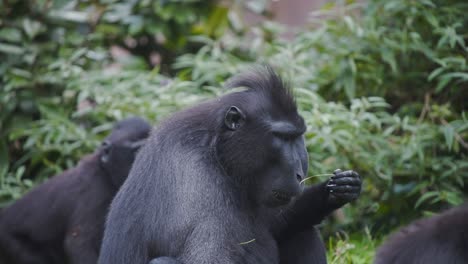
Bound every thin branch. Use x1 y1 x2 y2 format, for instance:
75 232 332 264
417 93 431 124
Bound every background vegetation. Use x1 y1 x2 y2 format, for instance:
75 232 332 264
1 0 467 262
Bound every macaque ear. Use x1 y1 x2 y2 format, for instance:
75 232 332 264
224 106 245 130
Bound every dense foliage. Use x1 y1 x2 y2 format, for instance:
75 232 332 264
174 0 468 231
1 0 467 257
0 0 232 203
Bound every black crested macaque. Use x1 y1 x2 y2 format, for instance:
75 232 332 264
0 117 151 264
99 66 361 264
374 204 468 264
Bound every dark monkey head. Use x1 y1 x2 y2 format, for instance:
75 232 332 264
216 66 308 207
100 117 152 188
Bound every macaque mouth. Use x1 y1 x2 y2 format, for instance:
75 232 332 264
272 190 293 204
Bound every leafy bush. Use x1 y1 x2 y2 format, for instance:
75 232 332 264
0 0 235 203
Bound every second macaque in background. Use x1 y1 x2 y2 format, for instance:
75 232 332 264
374 204 468 264
0 117 151 264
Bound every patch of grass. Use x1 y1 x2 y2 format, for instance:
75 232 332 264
327 229 378 264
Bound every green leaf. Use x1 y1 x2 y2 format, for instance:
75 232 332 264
435 76 451 93
0 28 23 42
381 49 397 73
22 19 43 39
427 67 444 81
48 10 89 23
246 0 268 14
445 191 463 205
440 125 454 151
0 43 24 54
441 72 468 81
415 191 439 208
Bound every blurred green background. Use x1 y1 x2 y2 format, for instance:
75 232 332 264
1 0 467 262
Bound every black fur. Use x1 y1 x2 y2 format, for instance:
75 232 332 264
374 204 468 264
0 117 151 264
99 66 361 264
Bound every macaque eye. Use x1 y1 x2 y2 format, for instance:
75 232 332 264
273 132 297 141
